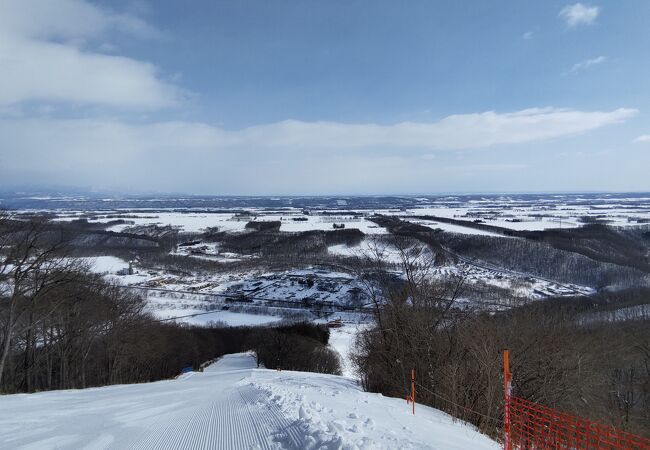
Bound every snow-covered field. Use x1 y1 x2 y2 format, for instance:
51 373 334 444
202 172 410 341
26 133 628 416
45 193 648 331
21 192 650 236
403 207 583 231
151 307 284 327
52 203 650 235
404 219 507 236
58 212 252 233
52 210 388 234
172 241 255 263
0 353 498 450
78 256 130 274
401 196 650 230
143 288 287 327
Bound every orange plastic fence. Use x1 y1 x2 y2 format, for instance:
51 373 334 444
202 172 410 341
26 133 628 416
508 395 650 450
504 350 650 450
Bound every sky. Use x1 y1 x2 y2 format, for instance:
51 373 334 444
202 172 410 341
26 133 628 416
0 0 649 195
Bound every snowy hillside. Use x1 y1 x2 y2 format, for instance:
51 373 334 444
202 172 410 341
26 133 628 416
0 353 498 450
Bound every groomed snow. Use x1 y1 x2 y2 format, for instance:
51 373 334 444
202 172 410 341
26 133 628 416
328 323 368 377
0 353 498 449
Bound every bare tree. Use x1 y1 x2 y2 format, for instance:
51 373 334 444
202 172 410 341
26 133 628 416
349 232 467 405
0 214 84 387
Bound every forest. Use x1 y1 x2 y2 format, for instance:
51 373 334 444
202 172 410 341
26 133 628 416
0 214 340 392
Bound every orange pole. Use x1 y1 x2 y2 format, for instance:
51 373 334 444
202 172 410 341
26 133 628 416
411 368 415 415
503 350 512 450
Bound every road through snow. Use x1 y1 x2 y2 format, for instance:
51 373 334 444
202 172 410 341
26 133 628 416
0 353 498 449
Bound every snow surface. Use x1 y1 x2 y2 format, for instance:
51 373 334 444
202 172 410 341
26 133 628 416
328 238 435 267
274 215 386 234
404 219 506 237
328 323 369 378
171 242 255 263
108 212 250 233
152 308 283 327
0 353 498 449
79 256 130 274
55 211 388 234
43 194 650 235
143 291 284 326
328 240 405 264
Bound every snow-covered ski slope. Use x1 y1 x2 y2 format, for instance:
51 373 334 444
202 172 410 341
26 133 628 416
0 353 498 449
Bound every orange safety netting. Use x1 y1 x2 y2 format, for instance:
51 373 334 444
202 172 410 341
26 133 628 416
507 395 650 450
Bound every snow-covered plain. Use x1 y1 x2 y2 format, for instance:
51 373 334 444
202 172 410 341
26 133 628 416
78 256 130 274
52 202 650 235
29 192 650 235
44 194 649 330
52 210 388 234
151 307 284 327
143 290 288 326
172 241 255 263
0 353 498 450
404 219 506 236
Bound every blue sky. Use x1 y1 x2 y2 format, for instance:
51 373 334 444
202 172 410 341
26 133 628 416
0 0 649 194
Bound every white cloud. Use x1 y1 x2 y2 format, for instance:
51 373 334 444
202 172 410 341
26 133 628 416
0 107 637 193
0 0 160 41
633 135 650 143
0 107 636 169
442 163 528 173
522 31 535 40
0 0 181 109
232 107 637 150
569 56 607 73
560 3 600 27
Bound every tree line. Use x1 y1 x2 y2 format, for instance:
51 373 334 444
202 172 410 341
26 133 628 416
350 238 650 439
0 214 340 393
